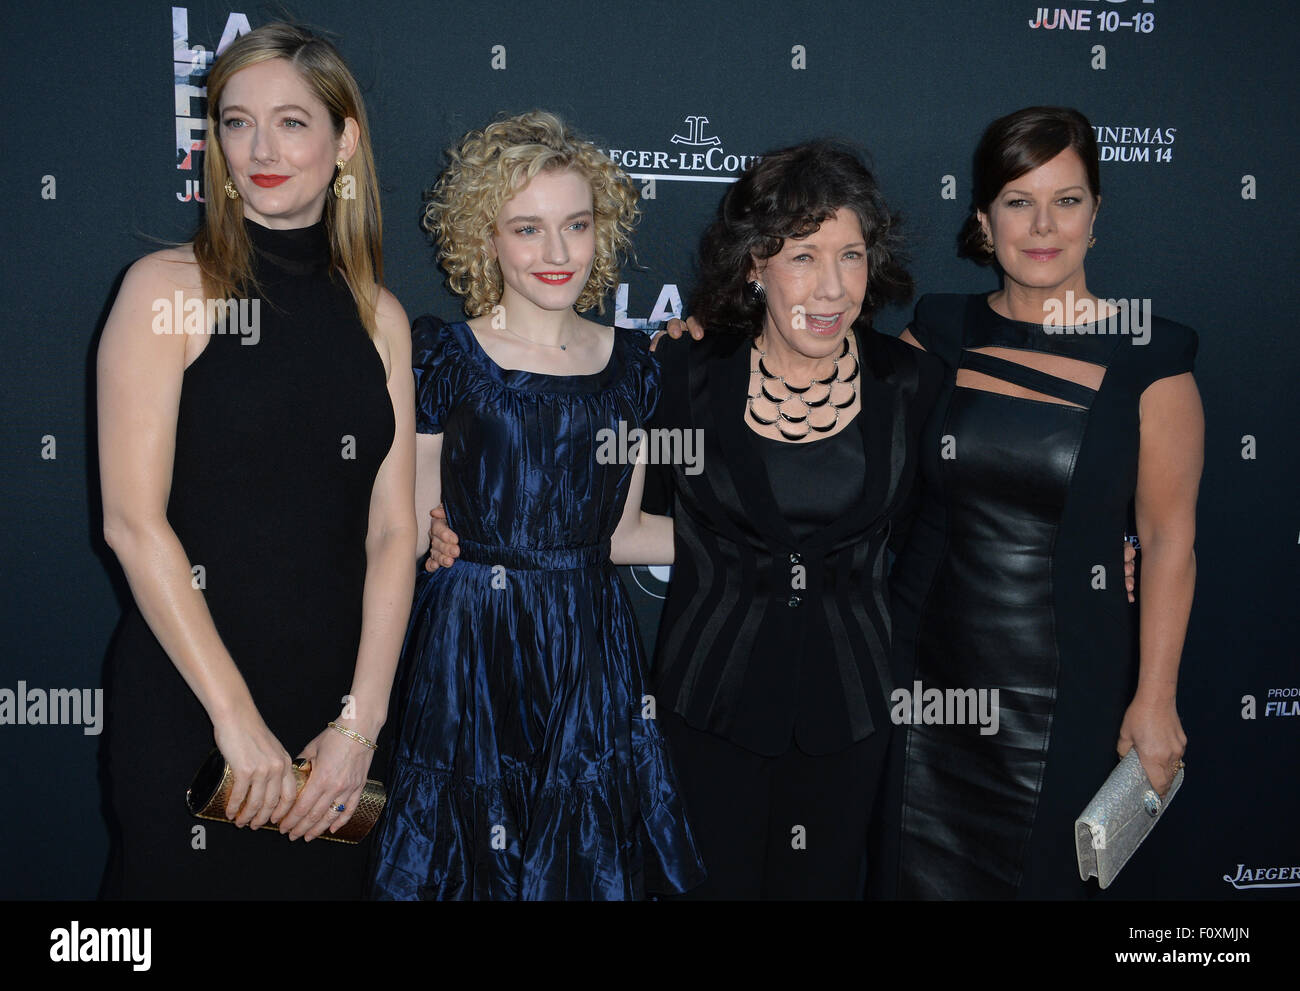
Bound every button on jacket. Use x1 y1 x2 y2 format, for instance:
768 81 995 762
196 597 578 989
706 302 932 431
643 327 941 756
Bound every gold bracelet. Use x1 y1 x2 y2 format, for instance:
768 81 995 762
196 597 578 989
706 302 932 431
328 721 378 751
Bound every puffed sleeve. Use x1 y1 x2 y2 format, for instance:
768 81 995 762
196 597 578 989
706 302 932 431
620 328 662 427
1136 317 1198 391
634 331 679 516
410 314 457 435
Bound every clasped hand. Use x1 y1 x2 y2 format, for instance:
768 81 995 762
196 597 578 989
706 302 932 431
215 709 373 841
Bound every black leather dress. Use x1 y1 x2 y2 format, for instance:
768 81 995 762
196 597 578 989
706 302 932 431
874 293 1197 899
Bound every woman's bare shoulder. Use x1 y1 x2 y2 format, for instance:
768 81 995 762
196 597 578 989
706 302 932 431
122 243 202 294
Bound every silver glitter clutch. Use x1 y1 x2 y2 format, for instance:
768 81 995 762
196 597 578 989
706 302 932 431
1075 748 1183 889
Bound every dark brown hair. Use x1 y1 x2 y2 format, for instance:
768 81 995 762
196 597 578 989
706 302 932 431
690 140 913 336
959 106 1100 265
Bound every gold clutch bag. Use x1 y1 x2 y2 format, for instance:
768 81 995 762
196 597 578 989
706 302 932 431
185 747 386 844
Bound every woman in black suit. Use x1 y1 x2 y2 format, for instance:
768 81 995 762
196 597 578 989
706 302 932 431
637 142 938 898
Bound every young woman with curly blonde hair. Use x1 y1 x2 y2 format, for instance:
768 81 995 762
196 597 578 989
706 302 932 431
368 110 704 900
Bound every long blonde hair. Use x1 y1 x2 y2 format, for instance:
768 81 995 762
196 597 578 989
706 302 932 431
194 22 383 335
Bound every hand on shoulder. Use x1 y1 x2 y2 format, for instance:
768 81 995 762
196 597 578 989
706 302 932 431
648 322 694 357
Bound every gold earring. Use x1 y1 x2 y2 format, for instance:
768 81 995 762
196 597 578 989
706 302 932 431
1088 234 1097 248
983 229 995 255
224 178 239 200
333 159 347 199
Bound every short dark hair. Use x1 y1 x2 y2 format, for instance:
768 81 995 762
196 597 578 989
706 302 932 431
959 106 1101 264
690 140 913 336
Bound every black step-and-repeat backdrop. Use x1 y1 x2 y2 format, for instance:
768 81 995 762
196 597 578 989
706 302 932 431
2 1 1296 899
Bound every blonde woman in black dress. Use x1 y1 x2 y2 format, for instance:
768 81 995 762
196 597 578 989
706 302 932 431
98 23 415 899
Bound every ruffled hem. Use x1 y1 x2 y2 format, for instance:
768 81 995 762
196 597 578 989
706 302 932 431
369 731 706 901
369 728 712 899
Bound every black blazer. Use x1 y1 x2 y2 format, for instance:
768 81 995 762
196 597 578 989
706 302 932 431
643 327 941 756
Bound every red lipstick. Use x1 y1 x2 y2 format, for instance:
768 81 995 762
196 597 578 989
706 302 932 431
250 174 290 188
532 272 574 284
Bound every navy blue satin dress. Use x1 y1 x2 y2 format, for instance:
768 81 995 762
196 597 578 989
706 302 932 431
369 317 705 900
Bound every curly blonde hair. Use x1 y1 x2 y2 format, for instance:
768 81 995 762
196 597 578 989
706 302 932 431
425 110 640 316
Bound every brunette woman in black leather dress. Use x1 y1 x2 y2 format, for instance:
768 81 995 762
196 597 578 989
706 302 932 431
875 106 1201 899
